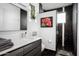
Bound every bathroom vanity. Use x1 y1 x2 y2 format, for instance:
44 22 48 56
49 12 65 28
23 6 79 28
0 3 41 56
0 37 41 56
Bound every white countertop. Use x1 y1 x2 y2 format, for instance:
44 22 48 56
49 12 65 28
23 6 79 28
0 37 41 55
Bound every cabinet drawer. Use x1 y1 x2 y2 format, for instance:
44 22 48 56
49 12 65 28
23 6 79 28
23 39 41 55
35 52 41 56
3 39 41 56
24 46 41 56
5 48 23 56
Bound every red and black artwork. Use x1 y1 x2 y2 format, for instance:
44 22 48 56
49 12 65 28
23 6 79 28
41 17 53 27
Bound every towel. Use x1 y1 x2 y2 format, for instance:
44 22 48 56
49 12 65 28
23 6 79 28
0 38 14 52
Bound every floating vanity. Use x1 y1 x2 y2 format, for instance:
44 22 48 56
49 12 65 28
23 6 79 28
0 37 41 56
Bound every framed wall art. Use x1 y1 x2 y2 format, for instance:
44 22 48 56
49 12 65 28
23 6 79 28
41 17 53 27
30 3 35 19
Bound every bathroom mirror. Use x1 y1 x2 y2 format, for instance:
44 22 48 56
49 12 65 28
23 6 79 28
0 3 27 31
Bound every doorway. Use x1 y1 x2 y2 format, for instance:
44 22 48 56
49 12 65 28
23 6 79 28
39 3 77 56
56 4 77 56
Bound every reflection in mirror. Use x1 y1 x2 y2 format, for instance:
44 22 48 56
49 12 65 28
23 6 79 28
20 9 27 30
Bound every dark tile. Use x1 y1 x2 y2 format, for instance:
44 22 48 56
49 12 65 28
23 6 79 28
41 49 56 56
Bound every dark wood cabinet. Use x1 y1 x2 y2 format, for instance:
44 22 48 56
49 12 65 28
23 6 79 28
5 48 23 56
2 39 41 56
25 46 41 56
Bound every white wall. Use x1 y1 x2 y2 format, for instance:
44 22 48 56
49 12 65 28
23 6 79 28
26 3 39 37
38 11 57 51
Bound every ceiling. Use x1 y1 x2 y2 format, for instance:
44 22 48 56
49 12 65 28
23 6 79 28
41 3 72 10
